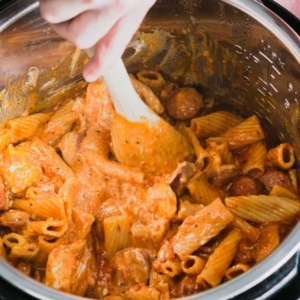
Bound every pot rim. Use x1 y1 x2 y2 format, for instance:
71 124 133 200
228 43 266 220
0 0 300 299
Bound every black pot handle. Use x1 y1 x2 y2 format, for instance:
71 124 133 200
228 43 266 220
260 0 300 35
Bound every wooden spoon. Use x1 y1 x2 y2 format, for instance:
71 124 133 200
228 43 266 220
86 48 192 174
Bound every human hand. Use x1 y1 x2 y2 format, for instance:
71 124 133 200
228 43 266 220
39 0 156 82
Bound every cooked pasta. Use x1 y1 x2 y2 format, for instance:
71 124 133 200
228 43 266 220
161 261 182 277
267 143 295 170
206 136 233 165
225 195 300 225
40 100 78 147
269 184 298 200
0 129 11 152
0 72 299 299
178 125 210 170
181 255 206 275
136 69 165 94
7 112 52 143
240 141 267 178
197 229 242 287
103 214 130 260
191 111 243 139
221 115 265 150
187 172 223 205
254 224 280 263
177 201 204 220
232 216 261 243
225 263 250 281
288 169 298 193
130 76 164 114
171 199 234 260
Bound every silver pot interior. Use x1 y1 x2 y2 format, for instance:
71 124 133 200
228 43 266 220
0 0 300 299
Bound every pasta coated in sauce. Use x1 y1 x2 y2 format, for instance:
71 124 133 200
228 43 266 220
0 71 299 300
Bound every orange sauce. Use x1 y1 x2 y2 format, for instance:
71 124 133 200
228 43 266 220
111 113 192 174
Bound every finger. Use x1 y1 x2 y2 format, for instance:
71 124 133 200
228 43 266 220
51 5 125 49
39 0 111 24
83 0 155 82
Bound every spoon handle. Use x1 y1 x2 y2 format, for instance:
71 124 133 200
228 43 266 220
104 58 159 122
85 47 159 123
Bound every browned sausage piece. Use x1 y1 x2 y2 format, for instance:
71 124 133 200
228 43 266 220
166 88 204 121
179 276 203 297
210 165 239 188
109 248 151 288
229 175 263 196
260 169 294 192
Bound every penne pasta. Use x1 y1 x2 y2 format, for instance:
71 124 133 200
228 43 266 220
225 195 300 225
58 131 81 167
221 115 265 150
191 111 243 139
177 201 204 220
197 229 242 287
181 255 206 275
206 137 233 165
0 174 7 211
178 125 210 170
240 141 267 178
136 69 165 94
0 238 7 259
161 261 182 277
232 216 261 243
187 172 223 206
25 219 68 238
38 235 61 256
0 129 12 152
40 100 78 147
69 208 95 241
150 219 168 244
104 214 130 259
255 224 280 263
31 138 75 180
225 263 250 281
2 233 27 249
131 223 151 241
267 143 295 170
12 196 69 220
9 242 39 261
7 112 52 143
171 198 234 259
288 169 298 193
270 184 298 200
149 270 170 300
3 233 38 260
160 81 179 101
201 148 222 179
130 76 164 114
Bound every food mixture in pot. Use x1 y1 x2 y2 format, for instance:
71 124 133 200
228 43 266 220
0 70 299 299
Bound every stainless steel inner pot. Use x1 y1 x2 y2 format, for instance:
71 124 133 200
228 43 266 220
0 0 300 299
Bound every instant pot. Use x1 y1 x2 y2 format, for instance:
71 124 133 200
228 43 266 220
0 0 300 299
